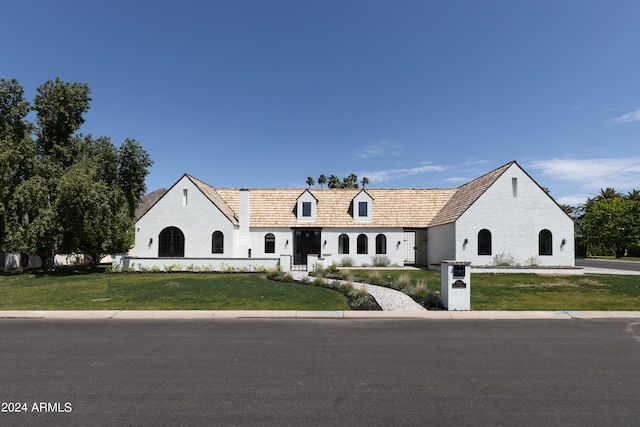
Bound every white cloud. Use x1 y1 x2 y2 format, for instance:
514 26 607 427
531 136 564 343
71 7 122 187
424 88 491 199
357 140 403 159
608 110 640 125
528 157 640 198
361 163 447 183
443 176 469 185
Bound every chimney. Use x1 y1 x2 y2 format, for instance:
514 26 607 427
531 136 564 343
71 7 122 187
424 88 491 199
239 189 250 233
237 189 251 257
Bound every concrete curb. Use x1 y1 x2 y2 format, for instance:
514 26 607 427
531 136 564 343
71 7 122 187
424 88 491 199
2 310 640 320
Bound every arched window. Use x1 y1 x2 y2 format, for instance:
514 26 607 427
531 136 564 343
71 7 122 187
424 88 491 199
212 231 224 254
265 233 275 254
539 229 552 256
375 234 387 254
159 227 185 257
478 229 492 255
357 234 368 254
338 234 349 254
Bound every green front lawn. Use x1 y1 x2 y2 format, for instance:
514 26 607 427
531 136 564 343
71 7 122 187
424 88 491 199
337 269 640 311
2 267 639 311
0 268 350 311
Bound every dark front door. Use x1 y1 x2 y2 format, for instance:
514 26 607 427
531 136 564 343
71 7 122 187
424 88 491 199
294 229 321 265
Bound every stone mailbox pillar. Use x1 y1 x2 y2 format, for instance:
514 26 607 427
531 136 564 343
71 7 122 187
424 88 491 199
441 261 471 311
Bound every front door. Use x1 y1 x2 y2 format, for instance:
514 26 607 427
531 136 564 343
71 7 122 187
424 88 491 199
404 231 416 264
294 229 321 265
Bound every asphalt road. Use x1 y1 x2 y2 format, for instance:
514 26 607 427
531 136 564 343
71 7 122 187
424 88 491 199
2 319 640 427
576 257 640 272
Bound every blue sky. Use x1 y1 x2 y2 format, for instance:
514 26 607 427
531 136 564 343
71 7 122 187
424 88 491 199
3 0 640 206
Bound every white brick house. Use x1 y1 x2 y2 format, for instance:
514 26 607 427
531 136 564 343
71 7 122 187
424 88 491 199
120 161 575 272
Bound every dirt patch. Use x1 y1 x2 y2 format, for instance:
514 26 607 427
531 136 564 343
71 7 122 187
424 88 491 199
579 278 609 286
91 297 112 302
512 280 578 289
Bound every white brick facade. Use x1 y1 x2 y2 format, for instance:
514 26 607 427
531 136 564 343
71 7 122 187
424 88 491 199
454 164 574 266
121 162 575 272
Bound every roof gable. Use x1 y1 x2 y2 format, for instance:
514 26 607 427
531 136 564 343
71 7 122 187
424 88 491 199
428 161 515 227
186 175 239 225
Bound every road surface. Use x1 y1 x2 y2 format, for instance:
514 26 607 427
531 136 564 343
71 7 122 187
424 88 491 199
2 318 640 426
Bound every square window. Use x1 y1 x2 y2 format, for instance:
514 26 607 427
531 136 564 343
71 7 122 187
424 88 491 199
302 201 312 217
358 201 368 217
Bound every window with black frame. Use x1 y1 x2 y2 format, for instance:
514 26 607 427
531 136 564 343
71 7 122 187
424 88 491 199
265 233 275 254
478 229 491 255
539 229 552 255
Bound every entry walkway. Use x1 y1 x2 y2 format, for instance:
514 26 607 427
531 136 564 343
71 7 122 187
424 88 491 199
289 271 426 311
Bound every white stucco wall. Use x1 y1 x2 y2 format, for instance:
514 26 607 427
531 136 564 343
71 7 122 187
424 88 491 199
249 228 292 258
427 223 455 266
248 227 405 267
134 176 236 258
455 164 575 266
319 228 405 267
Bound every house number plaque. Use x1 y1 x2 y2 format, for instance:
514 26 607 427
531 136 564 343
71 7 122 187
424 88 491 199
452 280 467 289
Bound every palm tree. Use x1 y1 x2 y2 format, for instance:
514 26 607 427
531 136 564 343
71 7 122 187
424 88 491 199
328 174 341 188
306 176 315 188
595 187 622 200
317 174 327 188
361 176 369 189
625 189 640 201
343 173 358 188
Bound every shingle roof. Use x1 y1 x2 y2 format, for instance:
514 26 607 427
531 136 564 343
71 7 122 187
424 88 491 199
140 162 518 229
428 161 515 227
216 187 456 228
186 175 239 225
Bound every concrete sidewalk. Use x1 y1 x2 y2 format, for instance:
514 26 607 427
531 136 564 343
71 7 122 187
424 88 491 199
1 310 640 320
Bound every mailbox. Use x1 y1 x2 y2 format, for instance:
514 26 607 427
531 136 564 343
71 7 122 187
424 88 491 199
441 261 471 310
453 263 466 277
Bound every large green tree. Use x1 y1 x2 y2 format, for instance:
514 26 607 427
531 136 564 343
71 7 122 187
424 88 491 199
0 79 34 250
582 198 640 257
0 78 152 267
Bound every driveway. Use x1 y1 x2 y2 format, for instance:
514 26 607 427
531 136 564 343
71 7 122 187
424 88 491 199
576 258 640 275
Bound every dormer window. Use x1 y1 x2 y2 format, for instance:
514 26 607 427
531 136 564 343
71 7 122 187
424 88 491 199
296 190 317 222
302 202 312 217
358 201 368 217
352 190 373 222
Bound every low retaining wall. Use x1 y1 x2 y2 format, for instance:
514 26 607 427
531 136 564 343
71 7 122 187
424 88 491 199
113 255 286 272
470 266 584 275
427 264 584 275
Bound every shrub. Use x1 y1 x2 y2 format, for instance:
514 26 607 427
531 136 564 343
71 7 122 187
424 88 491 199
395 273 411 290
493 252 515 266
371 255 391 267
282 273 294 282
412 280 429 298
340 257 354 267
367 270 381 283
312 276 326 286
348 286 375 308
266 267 284 280
326 262 338 273
313 263 325 278
339 283 354 293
